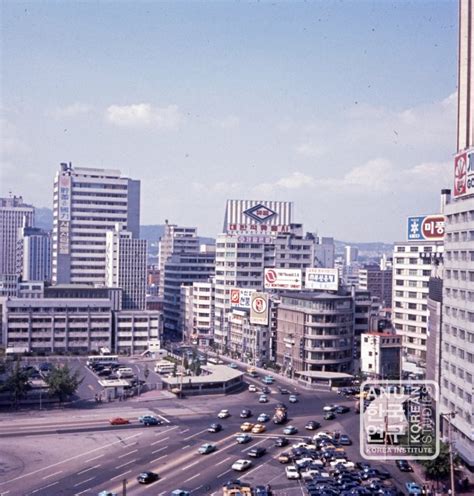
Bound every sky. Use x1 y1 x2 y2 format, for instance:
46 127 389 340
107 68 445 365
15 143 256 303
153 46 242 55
0 0 459 242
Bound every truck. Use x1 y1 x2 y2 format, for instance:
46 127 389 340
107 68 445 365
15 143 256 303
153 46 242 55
273 404 288 424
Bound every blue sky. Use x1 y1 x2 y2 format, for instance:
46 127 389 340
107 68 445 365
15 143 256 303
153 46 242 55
1 0 458 241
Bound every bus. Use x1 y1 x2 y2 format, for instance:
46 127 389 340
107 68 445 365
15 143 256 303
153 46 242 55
154 361 175 374
86 355 119 367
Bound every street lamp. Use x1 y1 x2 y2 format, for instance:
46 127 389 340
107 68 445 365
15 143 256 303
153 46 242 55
441 412 457 496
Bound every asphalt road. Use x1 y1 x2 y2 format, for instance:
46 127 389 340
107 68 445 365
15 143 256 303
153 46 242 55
0 362 423 496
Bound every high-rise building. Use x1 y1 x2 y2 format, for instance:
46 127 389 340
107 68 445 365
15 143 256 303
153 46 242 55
345 245 359 266
0 196 35 276
16 226 51 282
105 224 147 310
52 163 140 286
358 264 393 307
439 0 474 466
158 222 200 297
314 236 335 268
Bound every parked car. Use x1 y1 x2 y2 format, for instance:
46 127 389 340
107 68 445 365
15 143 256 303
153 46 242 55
339 434 352 445
229 363 238 369
231 459 252 471
208 423 222 433
278 452 291 463
285 465 300 480
109 417 130 425
248 447 266 458
218 409 230 419
405 482 423 495
235 434 252 444
198 443 216 454
136 471 159 484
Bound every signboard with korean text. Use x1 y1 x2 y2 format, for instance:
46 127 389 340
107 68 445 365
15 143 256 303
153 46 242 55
58 174 71 254
407 215 445 241
250 292 269 326
264 268 302 290
454 148 474 198
305 268 339 291
230 288 256 308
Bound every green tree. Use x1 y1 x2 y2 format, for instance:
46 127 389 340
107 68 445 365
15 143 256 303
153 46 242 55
45 364 83 402
419 441 452 482
194 361 202 376
2 360 30 408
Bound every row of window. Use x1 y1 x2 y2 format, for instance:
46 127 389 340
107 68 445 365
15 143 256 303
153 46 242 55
444 287 474 301
444 306 474 322
443 325 474 342
444 250 474 262
395 246 434 253
445 230 474 242
394 290 427 299
444 269 474 281
442 360 473 383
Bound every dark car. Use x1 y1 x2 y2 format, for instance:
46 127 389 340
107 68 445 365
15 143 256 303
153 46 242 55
143 417 161 426
261 386 271 394
275 437 289 447
208 423 222 433
98 368 112 377
339 434 352 445
240 409 252 418
39 362 53 372
324 411 336 420
248 447 266 458
305 420 321 430
395 459 413 472
279 388 290 394
255 486 272 496
137 471 159 484
335 405 350 414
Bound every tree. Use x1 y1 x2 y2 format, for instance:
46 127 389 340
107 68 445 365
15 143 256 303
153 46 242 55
183 356 189 370
143 365 150 381
419 441 452 482
2 360 30 408
45 364 83 402
194 361 202 376
172 362 178 377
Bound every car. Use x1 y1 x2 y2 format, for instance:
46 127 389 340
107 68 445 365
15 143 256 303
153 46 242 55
109 417 130 425
248 447 266 458
257 413 270 422
258 394 268 403
285 465 300 480
275 436 289 447
39 362 53 372
261 386 271 394
143 417 160 426
324 411 336 420
240 422 254 432
248 384 257 392
98 368 112 377
136 471 159 484
288 394 298 403
251 423 266 433
279 387 290 394
278 452 291 463
305 420 321 430
240 409 252 418
335 405 350 414
198 443 216 454
170 490 190 496
218 409 230 419
231 459 252 471
139 415 160 424
339 434 352 445
323 404 337 412
254 486 271 496
97 492 118 496
229 363 238 369
208 423 222 433
235 434 252 444
283 425 298 435
395 459 413 472
405 482 423 495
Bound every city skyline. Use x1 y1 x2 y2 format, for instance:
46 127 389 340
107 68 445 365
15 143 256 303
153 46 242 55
1 1 458 242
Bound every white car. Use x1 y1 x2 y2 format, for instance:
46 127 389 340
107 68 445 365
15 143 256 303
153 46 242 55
323 404 337 412
218 409 230 419
248 384 257 393
288 395 298 403
301 468 320 480
257 413 270 422
285 465 300 480
232 459 252 471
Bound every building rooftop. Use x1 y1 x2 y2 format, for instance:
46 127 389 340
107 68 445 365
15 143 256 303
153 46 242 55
162 364 243 386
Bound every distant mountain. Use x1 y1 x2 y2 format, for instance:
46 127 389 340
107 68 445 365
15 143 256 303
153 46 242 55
35 207 53 230
140 225 166 243
334 240 393 256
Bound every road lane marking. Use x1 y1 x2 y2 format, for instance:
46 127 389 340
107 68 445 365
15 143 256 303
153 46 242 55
152 446 168 454
85 454 104 463
115 459 136 469
30 482 58 494
111 469 132 480
155 426 178 435
242 437 267 452
181 444 191 449
151 437 170 446
118 449 138 458
183 473 200 483
156 414 170 423
74 489 91 496
193 485 203 493
215 456 232 466
180 428 190 434
73 477 95 487
77 465 100 475
183 428 207 441
41 470 63 480
150 455 167 464
181 460 200 471
0 432 142 486
217 469 231 478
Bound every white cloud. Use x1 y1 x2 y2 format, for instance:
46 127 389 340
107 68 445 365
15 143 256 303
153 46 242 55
50 102 93 118
295 142 324 158
214 115 240 129
276 172 315 189
105 103 184 130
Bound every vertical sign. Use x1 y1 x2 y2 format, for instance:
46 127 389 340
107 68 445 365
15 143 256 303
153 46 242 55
250 292 269 326
58 174 71 255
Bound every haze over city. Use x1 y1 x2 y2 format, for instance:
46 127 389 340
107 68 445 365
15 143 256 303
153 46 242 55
1 1 458 242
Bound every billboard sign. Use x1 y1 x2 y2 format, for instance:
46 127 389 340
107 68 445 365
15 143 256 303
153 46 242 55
305 268 339 290
230 288 256 308
407 215 445 241
250 292 269 326
264 268 302 290
453 149 474 198
58 174 71 255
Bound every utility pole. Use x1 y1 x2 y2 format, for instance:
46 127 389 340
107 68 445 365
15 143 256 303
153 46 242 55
122 478 127 496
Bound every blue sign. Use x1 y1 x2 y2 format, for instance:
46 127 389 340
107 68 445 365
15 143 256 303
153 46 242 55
407 216 425 241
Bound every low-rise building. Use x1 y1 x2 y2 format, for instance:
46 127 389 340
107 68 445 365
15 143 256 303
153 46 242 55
114 310 161 355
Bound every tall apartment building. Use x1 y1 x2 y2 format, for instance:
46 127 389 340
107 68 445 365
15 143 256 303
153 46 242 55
358 264 393 307
345 245 358 266
106 224 147 310
214 214 316 350
52 162 140 285
158 223 200 297
0 196 35 276
191 279 215 347
392 241 444 378
439 0 474 466
16 226 51 282
314 236 335 268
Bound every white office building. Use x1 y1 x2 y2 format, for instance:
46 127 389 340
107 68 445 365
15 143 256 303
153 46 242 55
52 162 140 286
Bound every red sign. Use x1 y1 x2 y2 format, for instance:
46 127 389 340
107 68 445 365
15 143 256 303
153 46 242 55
265 269 277 284
230 290 240 304
454 152 468 197
421 215 445 240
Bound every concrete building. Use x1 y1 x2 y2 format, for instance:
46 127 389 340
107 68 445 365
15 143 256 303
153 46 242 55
275 292 354 378
358 264 393 308
314 236 335 268
0 196 35 276
345 245 359 266
426 276 443 388
0 274 19 298
158 223 200 297
360 331 401 379
16 226 51 282
106 224 147 310
392 240 444 378
114 310 161 355
189 279 215 347
52 162 140 285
